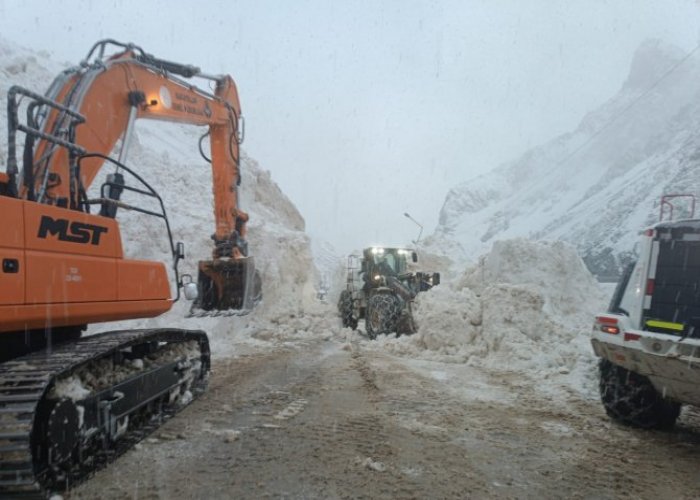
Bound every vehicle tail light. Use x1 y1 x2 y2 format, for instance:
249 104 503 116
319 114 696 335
595 315 620 335
646 279 655 296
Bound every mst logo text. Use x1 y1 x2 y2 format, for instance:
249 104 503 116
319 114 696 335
37 216 108 245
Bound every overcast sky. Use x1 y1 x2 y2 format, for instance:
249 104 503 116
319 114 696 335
0 0 698 254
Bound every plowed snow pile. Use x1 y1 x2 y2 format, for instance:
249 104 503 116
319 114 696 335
371 239 609 396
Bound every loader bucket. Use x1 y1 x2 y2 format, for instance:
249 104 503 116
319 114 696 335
192 256 262 313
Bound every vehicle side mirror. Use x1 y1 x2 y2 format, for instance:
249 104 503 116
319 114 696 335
412 252 418 263
432 272 440 286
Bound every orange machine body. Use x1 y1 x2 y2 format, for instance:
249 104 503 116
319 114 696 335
0 195 171 332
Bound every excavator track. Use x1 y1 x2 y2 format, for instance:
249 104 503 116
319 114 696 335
0 328 210 498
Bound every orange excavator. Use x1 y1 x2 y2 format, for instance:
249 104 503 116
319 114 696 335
0 40 259 496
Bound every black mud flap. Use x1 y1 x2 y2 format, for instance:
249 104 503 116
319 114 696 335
193 257 262 312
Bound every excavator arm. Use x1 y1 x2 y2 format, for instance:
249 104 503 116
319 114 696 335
1 40 259 336
19 40 248 258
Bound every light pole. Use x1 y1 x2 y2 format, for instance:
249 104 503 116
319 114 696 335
404 212 423 245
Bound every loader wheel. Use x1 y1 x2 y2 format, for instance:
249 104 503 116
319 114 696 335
598 359 681 430
338 290 358 330
366 293 400 340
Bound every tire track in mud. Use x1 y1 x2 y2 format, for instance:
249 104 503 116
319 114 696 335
69 339 700 499
359 349 700 500
344 347 494 498
195 344 426 499
68 342 491 499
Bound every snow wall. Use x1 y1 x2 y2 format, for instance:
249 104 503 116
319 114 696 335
370 239 610 395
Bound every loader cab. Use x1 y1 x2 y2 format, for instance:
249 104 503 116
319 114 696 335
362 247 416 279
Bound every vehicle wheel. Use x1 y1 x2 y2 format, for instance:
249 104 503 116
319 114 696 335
366 293 400 339
599 359 681 429
338 290 358 329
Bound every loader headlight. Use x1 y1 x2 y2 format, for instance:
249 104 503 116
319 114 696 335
373 275 381 281
371 247 384 255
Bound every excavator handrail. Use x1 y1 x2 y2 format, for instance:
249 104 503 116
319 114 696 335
77 152 185 301
6 85 87 199
82 39 148 65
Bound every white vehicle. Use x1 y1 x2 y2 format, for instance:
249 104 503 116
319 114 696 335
591 216 700 429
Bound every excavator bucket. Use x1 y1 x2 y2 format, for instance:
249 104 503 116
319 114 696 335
191 256 262 315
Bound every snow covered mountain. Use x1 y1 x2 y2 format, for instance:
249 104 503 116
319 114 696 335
429 39 700 278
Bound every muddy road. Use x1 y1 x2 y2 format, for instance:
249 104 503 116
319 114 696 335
70 337 700 499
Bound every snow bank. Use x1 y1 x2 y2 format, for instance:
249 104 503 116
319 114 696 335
371 238 609 396
457 238 604 321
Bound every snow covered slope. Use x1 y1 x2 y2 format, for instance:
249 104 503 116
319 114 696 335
0 37 322 357
430 39 700 277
